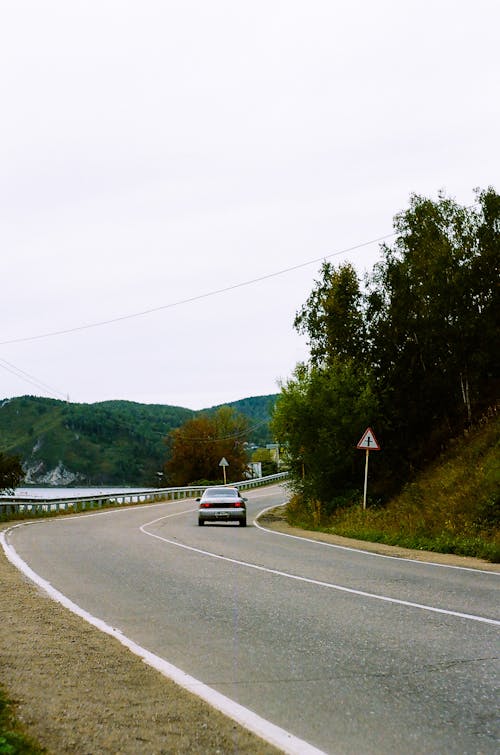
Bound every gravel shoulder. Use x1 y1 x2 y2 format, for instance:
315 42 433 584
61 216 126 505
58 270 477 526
1 510 497 755
0 521 280 755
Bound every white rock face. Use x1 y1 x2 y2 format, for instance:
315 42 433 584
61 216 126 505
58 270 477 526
23 461 83 486
22 461 45 483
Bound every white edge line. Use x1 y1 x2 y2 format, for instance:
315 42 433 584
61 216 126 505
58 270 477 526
0 525 326 755
254 505 500 576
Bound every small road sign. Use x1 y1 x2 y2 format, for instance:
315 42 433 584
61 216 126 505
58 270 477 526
356 428 381 510
357 427 380 451
219 457 229 484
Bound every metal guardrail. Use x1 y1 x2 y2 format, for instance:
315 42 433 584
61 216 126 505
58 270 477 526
0 472 289 518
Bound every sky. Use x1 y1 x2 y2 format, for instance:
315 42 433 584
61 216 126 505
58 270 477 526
1 0 499 410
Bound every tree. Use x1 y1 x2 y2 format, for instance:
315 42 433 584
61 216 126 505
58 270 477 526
274 261 380 509
271 360 379 507
366 187 500 468
294 261 367 366
165 407 249 485
0 452 24 494
275 187 499 507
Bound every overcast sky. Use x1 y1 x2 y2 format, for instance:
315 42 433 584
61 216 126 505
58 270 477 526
1 0 498 410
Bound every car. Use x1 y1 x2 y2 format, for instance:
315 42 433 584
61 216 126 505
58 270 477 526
197 486 247 526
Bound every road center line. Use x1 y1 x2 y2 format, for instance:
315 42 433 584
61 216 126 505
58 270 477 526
140 516 500 627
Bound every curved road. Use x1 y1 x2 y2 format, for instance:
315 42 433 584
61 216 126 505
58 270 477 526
5 485 499 754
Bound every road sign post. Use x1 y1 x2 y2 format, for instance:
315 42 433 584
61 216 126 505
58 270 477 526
356 428 380 510
219 457 229 484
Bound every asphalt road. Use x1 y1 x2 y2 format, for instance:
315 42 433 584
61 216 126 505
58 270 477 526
7 485 500 754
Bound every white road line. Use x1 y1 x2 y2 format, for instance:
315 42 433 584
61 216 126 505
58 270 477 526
0 527 326 755
255 505 500 576
140 516 500 626
2 496 497 753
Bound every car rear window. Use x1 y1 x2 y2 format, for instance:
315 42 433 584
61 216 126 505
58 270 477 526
204 488 238 498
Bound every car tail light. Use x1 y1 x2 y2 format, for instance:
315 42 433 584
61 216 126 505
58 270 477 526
234 502 243 507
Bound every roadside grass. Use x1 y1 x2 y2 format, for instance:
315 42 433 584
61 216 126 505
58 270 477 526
0 686 45 754
287 412 500 562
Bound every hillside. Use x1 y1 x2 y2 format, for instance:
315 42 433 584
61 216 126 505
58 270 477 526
207 394 278 446
287 409 500 562
0 394 277 487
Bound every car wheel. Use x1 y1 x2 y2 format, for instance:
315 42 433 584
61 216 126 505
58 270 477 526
198 518 204 526
239 517 247 527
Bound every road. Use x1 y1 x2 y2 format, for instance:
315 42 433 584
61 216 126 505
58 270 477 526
6 485 499 754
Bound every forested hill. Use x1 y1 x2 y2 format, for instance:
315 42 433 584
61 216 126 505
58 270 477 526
0 394 277 487
207 394 277 445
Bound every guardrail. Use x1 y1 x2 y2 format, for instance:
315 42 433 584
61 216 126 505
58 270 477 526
0 472 289 519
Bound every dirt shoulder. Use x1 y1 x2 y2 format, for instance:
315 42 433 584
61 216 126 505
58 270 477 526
257 506 500 573
1 512 497 755
0 522 280 755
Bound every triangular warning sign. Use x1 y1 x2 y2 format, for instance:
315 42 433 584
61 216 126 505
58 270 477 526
357 427 380 450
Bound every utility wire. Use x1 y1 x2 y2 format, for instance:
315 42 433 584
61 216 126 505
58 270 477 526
1 199 484 349
0 357 68 400
0 233 394 347
168 417 271 443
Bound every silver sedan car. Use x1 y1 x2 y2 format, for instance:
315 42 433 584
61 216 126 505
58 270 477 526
197 486 247 526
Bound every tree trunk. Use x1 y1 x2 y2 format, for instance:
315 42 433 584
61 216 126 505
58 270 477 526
460 370 472 424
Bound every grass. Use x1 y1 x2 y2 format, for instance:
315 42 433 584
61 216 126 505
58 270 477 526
0 687 45 754
287 410 500 562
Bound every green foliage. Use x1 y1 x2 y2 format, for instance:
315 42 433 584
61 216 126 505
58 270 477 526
272 359 379 503
294 261 367 366
367 187 500 475
0 686 45 754
0 395 275 487
276 187 499 511
287 411 500 561
0 396 194 486
0 453 23 494
0 395 276 487
207 395 277 445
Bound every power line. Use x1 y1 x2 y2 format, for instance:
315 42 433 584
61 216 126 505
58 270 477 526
0 357 68 400
0 233 394 347
168 417 271 443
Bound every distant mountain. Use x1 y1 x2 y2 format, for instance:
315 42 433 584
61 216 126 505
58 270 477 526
0 394 277 486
